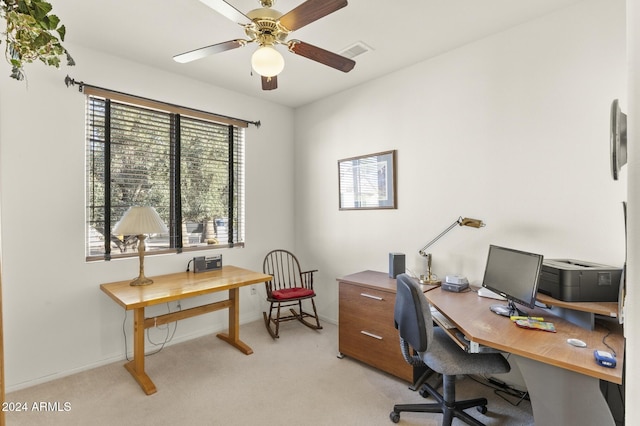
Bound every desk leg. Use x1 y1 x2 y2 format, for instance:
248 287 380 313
124 307 157 395
216 288 253 355
513 355 615 426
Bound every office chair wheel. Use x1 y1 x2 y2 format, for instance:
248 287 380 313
389 411 400 423
477 405 488 414
418 387 429 398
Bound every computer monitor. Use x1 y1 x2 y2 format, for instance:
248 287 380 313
481 245 544 317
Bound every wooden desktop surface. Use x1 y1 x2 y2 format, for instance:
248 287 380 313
536 292 619 318
100 265 272 309
426 288 624 384
337 270 439 293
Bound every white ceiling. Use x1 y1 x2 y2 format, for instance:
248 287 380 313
53 0 586 108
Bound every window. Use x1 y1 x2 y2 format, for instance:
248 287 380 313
85 91 246 260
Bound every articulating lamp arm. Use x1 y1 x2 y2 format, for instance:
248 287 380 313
418 216 485 257
417 216 485 285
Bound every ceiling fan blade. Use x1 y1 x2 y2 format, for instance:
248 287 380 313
279 0 348 31
173 39 246 63
199 0 252 25
261 75 278 91
288 40 355 73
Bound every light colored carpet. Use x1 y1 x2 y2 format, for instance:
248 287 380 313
6 320 533 425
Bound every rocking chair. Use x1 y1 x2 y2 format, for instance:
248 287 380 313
262 249 322 338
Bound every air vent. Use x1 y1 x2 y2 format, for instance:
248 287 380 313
340 41 373 59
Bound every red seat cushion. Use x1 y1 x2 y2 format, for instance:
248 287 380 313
272 287 315 300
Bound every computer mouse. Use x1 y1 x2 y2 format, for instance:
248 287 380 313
567 338 587 347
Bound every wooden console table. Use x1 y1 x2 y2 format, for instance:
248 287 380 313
100 265 272 395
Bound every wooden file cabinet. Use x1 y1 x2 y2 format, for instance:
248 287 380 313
337 270 414 382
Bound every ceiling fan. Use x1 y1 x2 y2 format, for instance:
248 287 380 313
173 0 356 90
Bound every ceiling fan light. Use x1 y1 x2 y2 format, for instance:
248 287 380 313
251 45 285 77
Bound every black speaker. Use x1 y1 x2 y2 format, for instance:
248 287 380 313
389 253 405 278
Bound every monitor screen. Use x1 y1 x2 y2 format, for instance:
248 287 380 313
481 245 544 314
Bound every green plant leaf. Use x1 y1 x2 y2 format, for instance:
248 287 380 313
45 13 59 30
57 23 66 41
10 65 25 80
32 1 53 20
3 0 74 81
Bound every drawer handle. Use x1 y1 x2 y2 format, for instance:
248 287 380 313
360 293 383 301
360 331 383 340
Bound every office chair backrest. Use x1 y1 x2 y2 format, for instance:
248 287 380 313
394 274 433 353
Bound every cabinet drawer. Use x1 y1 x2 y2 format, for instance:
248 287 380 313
339 284 396 329
338 318 410 380
338 279 412 381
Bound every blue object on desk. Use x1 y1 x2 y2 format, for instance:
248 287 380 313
594 350 617 368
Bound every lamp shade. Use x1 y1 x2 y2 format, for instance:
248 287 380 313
251 45 285 77
112 206 168 235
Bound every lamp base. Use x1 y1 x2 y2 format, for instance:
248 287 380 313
130 276 154 286
419 275 441 285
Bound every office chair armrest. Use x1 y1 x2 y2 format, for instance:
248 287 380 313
400 337 426 367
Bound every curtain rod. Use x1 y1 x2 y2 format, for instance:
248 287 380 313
64 75 261 128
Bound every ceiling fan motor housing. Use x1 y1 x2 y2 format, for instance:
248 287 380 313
246 8 290 46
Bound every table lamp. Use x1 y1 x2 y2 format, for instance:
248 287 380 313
113 206 168 286
418 216 485 284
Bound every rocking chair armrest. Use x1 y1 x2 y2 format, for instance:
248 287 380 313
264 277 275 292
300 269 318 289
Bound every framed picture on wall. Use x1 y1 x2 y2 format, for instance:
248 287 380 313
338 150 397 210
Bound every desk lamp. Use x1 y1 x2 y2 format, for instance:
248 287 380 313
418 216 485 284
113 206 168 286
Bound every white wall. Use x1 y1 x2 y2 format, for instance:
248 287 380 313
0 45 295 391
625 0 639 422
295 0 633 418
295 0 626 324
295 0 632 420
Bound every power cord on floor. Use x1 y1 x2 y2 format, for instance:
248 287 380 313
468 375 530 407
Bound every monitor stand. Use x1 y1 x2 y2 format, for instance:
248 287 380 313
490 300 526 317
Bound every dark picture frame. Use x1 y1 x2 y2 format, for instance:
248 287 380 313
338 150 397 210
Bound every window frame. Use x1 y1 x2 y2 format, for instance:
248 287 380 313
84 87 248 261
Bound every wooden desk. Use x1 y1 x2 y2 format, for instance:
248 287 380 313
426 288 624 425
100 265 272 395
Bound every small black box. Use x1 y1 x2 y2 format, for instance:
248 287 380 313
193 255 222 273
442 282 469 292
389 253 405 278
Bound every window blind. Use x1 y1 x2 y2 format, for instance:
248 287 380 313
86 95 245 260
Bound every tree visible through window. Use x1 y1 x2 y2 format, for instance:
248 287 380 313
85 95 245 260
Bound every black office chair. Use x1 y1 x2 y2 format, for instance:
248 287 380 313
390 274 511 426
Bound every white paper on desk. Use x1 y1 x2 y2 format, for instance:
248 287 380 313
477 287 506 300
